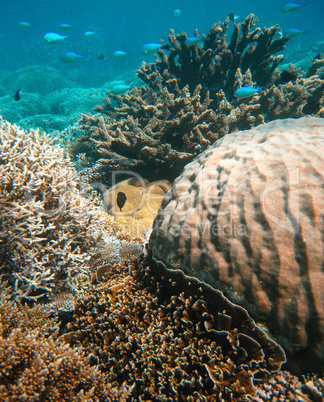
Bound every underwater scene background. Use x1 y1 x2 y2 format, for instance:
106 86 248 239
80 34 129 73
0 0 324 401
1 0 324 88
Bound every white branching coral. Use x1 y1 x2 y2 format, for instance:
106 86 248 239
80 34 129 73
0 118 107 300
94 235 143 266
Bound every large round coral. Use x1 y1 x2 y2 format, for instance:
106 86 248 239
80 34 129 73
149 116 324 374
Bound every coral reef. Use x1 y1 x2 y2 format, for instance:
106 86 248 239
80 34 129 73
0 65 74 96
61 256 286 401
0 118 109 300
0 324 129 401
149 116 324 374
70 16 323 184
247 371 305 401
0 291 58 338
0 85 110 133
74 81 220 183
302 374 324 402
137 14 288 101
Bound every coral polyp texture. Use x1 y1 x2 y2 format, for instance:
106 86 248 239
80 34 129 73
0 118 106 300
0 311 129 401
63 259 286 401
149 116 324 374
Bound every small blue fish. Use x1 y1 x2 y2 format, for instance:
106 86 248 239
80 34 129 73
140 42 162 55
283 27 307 38
59 51 86 63
17 21 32 30
59 23 72 31
113 50 128 58
83 31 96 38
173 9 182 17
234 86 262 99
110 84 131 94
185 36 201 46
140 42 171 55
280 1 308 12
43 32 68 44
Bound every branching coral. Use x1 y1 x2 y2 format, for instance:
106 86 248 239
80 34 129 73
74 81 219 183
0 118 110 300
0 327 130 401
0 290 58 338
68 16 323 184
0 294 130 401
247 371 306 401
138 14 288 100
61 254 286 401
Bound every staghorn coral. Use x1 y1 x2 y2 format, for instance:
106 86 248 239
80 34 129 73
75 81 219 183
69 18 323 184
138 14 288 101
61 255 286 401
0 118 109 300
149 116 324 375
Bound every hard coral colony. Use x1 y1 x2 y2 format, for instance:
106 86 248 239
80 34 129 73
72 14 324 185
0 12 324 402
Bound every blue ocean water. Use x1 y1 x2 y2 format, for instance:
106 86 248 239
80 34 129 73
0 0 323 88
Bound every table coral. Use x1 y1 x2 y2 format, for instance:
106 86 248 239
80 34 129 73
149 116 324 374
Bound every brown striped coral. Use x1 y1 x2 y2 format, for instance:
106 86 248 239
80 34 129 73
149 116 324 374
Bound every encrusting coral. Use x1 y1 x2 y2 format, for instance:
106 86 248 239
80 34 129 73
102 178 172 238
67 15 323 184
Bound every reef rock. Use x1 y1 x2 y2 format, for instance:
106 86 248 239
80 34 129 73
149 116 324 374
0 65 74 95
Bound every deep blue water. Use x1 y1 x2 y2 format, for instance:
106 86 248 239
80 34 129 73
0 0 323 88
